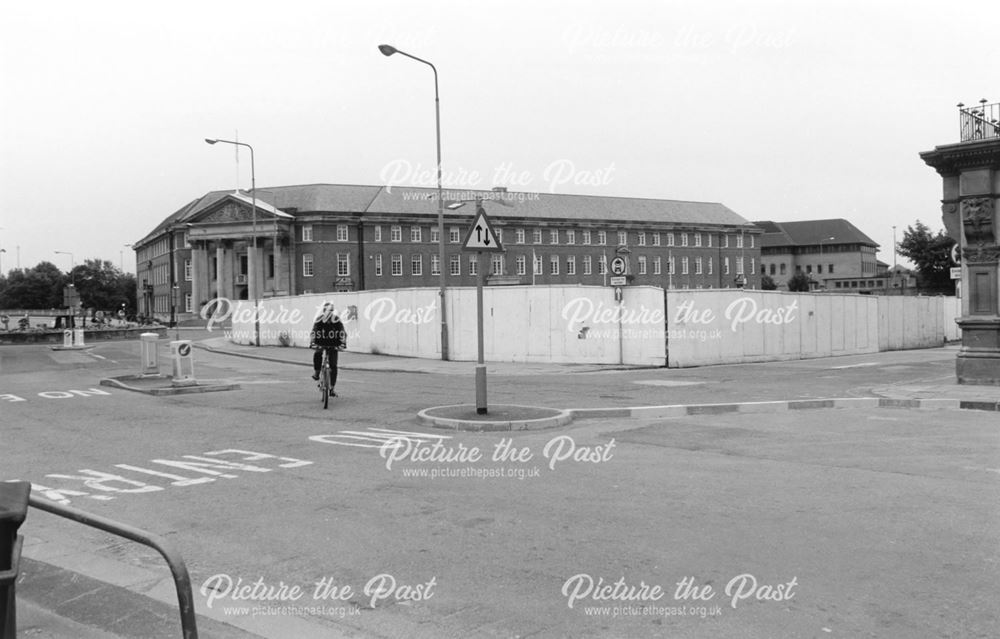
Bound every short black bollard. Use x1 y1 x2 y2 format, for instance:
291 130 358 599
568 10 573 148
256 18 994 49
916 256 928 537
0 481 30 639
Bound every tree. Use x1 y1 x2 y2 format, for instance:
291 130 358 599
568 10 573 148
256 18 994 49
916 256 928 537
69 258 137 313
0 262 67 309
760 274 778 290
786 272 812 292
896 221 956 293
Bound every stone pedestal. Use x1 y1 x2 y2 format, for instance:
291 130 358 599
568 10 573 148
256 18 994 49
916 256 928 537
921 135 1000 385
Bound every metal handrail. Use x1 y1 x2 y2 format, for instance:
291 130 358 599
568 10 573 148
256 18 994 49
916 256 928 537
27 495 198 639
958 100 1000 142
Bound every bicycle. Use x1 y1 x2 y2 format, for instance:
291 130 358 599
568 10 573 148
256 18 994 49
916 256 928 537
317 347 334 409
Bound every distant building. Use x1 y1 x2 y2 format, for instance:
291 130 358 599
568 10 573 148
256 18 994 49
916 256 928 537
754 219 881 291
133 185 762 323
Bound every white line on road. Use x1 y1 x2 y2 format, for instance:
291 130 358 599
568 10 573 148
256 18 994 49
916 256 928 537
829 362 878 369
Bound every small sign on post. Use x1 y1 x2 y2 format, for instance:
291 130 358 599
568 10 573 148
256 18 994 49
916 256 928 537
170 340 196 387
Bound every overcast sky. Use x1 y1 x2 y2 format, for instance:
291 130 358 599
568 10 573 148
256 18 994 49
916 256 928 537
1 0 996 275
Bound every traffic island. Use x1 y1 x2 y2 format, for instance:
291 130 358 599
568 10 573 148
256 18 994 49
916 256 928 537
417 404 573 432
99 374 240 396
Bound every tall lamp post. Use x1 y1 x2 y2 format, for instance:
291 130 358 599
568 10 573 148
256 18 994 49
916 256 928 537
378 43 450 361
55 251 74 270
205 137 260 346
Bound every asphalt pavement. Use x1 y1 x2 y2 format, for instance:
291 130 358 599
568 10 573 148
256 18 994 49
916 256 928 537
5 335 1000 638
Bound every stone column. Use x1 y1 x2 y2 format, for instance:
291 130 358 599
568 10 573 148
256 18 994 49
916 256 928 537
191 241 211 315
273 237 286 296
217 242 234 300
922 136 1000 385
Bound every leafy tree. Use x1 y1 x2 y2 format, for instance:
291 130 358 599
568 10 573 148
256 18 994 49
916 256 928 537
760 274 778 290
896 221 956 293
0 262 67 308
786 272 813 292
70 259 134 311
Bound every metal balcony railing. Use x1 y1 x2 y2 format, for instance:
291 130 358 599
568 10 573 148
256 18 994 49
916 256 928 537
958 99 1000 142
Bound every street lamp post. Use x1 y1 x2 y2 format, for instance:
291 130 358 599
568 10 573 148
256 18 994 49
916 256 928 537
206 137 260 346
379 43 450 361
55 251 74 270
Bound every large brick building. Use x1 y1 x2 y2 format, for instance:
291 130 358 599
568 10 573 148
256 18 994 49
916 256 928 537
133 184 762 323
755 219 881 291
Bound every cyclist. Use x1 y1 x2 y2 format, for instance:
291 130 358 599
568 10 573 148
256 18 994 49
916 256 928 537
310 302 347 396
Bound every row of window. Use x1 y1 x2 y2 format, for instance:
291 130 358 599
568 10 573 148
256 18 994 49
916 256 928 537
301 224 755 249
762 263 838 276
300 253 752 278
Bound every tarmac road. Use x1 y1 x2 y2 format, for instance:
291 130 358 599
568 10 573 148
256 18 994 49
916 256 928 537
2 335 998 638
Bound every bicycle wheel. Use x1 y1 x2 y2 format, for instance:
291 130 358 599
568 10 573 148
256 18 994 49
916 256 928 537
322 365 330 409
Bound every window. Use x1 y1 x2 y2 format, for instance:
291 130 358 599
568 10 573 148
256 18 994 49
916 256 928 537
750 258 755 275
431 227 440 243
583 256 592 275
469 256 478 276
598 255 607 275
337 253 350 277
491 254 504 275
566 230 576 245
450 254 461 275
597 231 607 245
550 229 559 244
302 254 314 277
533 253 543 275
567 256 576 275
411 226 422 242
724 257 730 275
652 233 661 247
449 227 460 243
638 256 647 275
431 255 440 275
184 259 192 281
516 255 526 276
582 230 592 245
375 254 383 277
390 226 402 242
533 229 542 244
829 264 834 274
668 256 675 275
682 257 689 275
516 228 525 244
707 234 712 248
550 255 559 275
411 255 422 276
337 225 349 242
695 257 703 274
496 228 503 244
184 293 192 313
666 233 675 247
817 264 823 274
694 233 702 247
806 265 813 274
653 257 661 275
637 232 646 246
749 235 755 249
681 233 689 247
617 231 627 246
723 234 729 248
736 234 744 249
780 263 787 275
302 225 313 242
707 257 713 275
737 257 745 275
374 226 382 242
770 263 776 275
391 254 402 276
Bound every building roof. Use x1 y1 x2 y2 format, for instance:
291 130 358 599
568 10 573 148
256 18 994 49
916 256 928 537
753 219 879 248
136 184 755 247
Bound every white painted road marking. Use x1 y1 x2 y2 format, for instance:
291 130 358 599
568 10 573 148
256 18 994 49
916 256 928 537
829 362 878 370
310 427 452 449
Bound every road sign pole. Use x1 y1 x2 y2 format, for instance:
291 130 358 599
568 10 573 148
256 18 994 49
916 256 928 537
475 251 487 415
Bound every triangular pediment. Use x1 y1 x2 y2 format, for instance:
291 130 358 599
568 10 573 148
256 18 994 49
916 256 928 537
189 193 286 225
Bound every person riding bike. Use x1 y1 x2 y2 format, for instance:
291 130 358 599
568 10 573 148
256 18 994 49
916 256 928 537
310 302 347 396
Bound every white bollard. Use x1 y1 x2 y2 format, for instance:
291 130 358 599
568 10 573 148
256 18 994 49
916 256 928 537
73 328 85 347
170 340 196 386
63 329 73 348
140 333 160 375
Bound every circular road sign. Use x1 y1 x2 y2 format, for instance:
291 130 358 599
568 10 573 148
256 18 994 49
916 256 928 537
610 256 627 276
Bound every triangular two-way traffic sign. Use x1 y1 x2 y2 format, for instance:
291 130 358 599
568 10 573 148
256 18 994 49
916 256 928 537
461 208 505 253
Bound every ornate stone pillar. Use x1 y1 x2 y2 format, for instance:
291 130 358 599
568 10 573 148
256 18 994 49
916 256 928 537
922 135 1000 385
